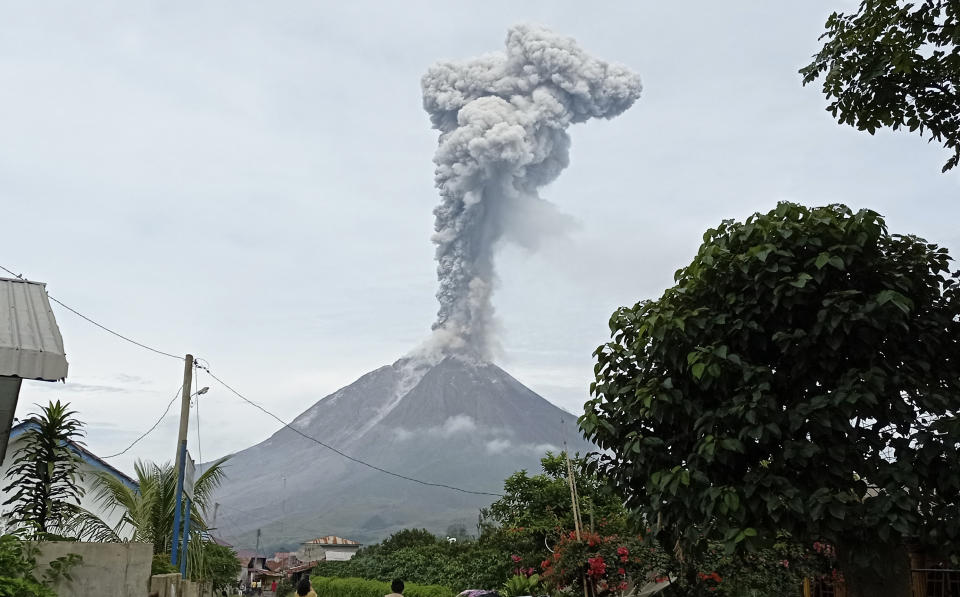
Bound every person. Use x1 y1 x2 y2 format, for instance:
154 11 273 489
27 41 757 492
296 577 317 597
271 580 277 593
386 579 404 597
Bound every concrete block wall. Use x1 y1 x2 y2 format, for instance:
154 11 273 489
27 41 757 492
34 541 152 597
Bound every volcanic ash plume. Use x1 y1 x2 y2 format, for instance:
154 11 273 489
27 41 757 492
420 24 642 360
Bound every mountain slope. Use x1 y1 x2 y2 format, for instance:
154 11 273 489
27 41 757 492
209 356 591 550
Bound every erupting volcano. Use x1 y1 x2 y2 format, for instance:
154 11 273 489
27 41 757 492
209 25 642 550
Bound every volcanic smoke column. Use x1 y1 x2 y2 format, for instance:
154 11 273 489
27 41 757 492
421 24 642 359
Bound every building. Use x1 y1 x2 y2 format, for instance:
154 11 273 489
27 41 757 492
299 535 362 561
236 550 268 589
0 420 137 536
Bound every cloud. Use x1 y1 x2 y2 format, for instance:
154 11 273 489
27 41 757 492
485 438 511 454
394 415 478 440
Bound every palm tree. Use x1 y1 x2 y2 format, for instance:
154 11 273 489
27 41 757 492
70 456 230 577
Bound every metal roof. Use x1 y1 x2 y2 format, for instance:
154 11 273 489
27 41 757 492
303 535 361 545
0 277 68 381
8 421 138 490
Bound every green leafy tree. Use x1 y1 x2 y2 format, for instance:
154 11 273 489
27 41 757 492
196 541 242 592
2 401 85 538
801 0 960 172
480 452 628 570
581 202 960 597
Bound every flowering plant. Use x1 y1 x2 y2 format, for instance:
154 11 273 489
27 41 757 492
540 531 670 596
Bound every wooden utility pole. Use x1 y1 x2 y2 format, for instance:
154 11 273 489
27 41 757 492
175 354 194 470
171 354 194 569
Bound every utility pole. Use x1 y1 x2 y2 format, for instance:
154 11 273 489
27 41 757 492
175 354 194 471
171 354 194 570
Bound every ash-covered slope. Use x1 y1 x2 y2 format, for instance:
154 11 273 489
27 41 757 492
209 356 590 550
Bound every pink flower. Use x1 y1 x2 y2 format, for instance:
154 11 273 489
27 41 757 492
511 554 521 563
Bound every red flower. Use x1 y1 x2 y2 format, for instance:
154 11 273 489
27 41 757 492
617 546 629 556
620 555 628 563
617 582 628 591
587 556 607 578
511 554 521 563
617 567 626 576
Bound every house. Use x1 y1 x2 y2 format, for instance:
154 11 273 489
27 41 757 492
299 535 362 561
0 420 137 536
236 550 268 588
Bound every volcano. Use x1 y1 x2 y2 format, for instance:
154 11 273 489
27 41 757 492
209 356 591 550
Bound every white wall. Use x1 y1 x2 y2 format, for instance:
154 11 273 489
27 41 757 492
0 433 133 538
324 546 359 561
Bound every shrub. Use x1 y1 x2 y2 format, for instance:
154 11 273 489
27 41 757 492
310 576 453 597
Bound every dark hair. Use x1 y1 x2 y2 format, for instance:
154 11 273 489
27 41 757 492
297 577 312 596
392 579 405 594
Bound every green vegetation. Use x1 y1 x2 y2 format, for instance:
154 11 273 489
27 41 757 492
582 202 960 596
801 0 960 172
0 533 81 597
2 401 86 539
309 577 452 597
314 454 820 596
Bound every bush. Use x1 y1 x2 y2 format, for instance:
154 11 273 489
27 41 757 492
152 554 178 575
310 576 453 597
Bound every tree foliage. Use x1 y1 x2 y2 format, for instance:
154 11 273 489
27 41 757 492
482 452 628 555
0 533 80 597
2 401 85 538
581 203 960 591
197 541 242 592
801 0 960 171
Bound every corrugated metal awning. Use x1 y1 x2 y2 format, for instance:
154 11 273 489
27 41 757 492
0 276 68 465
0 277 68 381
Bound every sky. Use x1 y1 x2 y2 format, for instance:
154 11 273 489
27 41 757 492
4 1 959 476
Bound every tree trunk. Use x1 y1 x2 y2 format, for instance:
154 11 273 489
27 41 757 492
839 540 912 597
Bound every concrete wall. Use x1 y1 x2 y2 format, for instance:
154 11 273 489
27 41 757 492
324 545 359 561
34 541 152 597
151 574 213 597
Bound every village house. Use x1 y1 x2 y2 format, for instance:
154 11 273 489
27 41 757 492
0 420 137 536
299 535 362 561
236 550 268 589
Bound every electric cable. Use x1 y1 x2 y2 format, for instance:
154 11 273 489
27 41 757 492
0 263 184 361
101 385 183 459
195 361 505 497
0 262 506 497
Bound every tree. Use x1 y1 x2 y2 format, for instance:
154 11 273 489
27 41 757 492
482 452 629 551
2 401 86 538
70 457 230 579
801 0 960 172
197 540 242 592
581 202 960 597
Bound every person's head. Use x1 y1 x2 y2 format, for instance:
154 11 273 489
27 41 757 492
392 579 405 594
297 577 312 596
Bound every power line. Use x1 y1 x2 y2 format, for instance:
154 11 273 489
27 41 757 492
102 385 183 459
0 263 183 361
0 262 505 498
195 361 505 497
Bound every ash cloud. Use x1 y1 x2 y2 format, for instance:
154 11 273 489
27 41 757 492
421 24 642 360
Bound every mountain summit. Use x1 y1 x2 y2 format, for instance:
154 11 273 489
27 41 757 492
210 356 590 550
